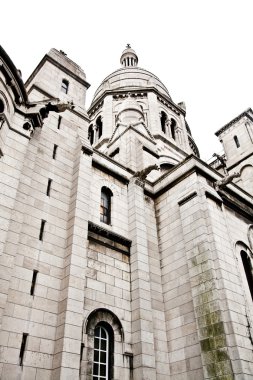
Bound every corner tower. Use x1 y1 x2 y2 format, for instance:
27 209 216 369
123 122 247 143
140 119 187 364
88 45 199 173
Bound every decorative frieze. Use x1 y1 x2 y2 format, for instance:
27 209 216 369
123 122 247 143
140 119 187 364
157 95 180 115
113 92 147 101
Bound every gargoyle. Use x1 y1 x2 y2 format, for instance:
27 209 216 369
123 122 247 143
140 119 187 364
212 153 227 168
133 164 160 182
214 172 240 190
46 100 74 113
39 101 75 119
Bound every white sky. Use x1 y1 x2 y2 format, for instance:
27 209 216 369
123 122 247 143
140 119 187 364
1 0 253 160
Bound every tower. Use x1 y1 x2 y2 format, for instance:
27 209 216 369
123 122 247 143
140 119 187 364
215 108 253 194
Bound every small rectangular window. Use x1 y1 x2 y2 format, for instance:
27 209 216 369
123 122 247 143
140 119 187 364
53 144 58 159
30 270 38 296
19 333 28 366
46 179 52 196
234 135 240 148
80 342 84 362
57 116 62 130
39 220 46 241
61 79 69 94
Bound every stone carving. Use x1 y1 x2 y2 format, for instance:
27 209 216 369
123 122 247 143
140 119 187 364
46 100 74 113
214 172 240 190
212 153 227 174
133 164 160 182
39 100 75 120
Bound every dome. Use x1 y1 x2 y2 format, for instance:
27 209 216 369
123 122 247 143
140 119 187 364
91 66 171 105
89 46 171 107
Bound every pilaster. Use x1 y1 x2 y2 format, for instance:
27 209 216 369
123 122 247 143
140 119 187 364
148 92 159 134
128 177 157 380
52 145 93 380
178 185 234 380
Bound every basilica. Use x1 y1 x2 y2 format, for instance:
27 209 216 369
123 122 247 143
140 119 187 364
0 44 253 379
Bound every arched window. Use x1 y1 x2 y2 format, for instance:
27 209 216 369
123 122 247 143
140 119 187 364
83 308 124 380
88 125 94 146
160 111 167 133
234 135 240 148
61 79 69 94
100 187 113 225
171 118 176 140
93 323 113 380
97 116 103 139
241 250 253 301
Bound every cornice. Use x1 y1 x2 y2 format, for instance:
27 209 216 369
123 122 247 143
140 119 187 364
88 87 185 117
88 221 131 255
215 108 253 137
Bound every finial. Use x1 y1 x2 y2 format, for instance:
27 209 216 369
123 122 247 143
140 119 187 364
126 44 131 48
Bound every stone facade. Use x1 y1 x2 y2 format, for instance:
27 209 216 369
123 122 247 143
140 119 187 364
0 44 253 380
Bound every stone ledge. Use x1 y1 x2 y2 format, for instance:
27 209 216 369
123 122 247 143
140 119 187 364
88 221 131 255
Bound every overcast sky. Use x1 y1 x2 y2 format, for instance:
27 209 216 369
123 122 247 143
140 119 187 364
1 0 253 160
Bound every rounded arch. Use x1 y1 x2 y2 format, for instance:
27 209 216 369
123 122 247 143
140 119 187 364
96 115 103 139
159 154 180 167
101 185 113 197
88 124 94 145
98 179 120 197
171 118 177 140
240 164 253 175
235 241 253 303
81 308 125 380
235 240 253 257
0 90 11 114
160 110 167 133
85 308 124 341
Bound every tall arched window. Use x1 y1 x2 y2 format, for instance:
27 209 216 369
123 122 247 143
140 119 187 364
160 111 167 133
97 116 103 139
234 135 240 148
88 125 94 145
83 308 124 380
93 323 113 380
61 79 69 94
171 118 176 140
241 250 253 301
100 187 113 225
